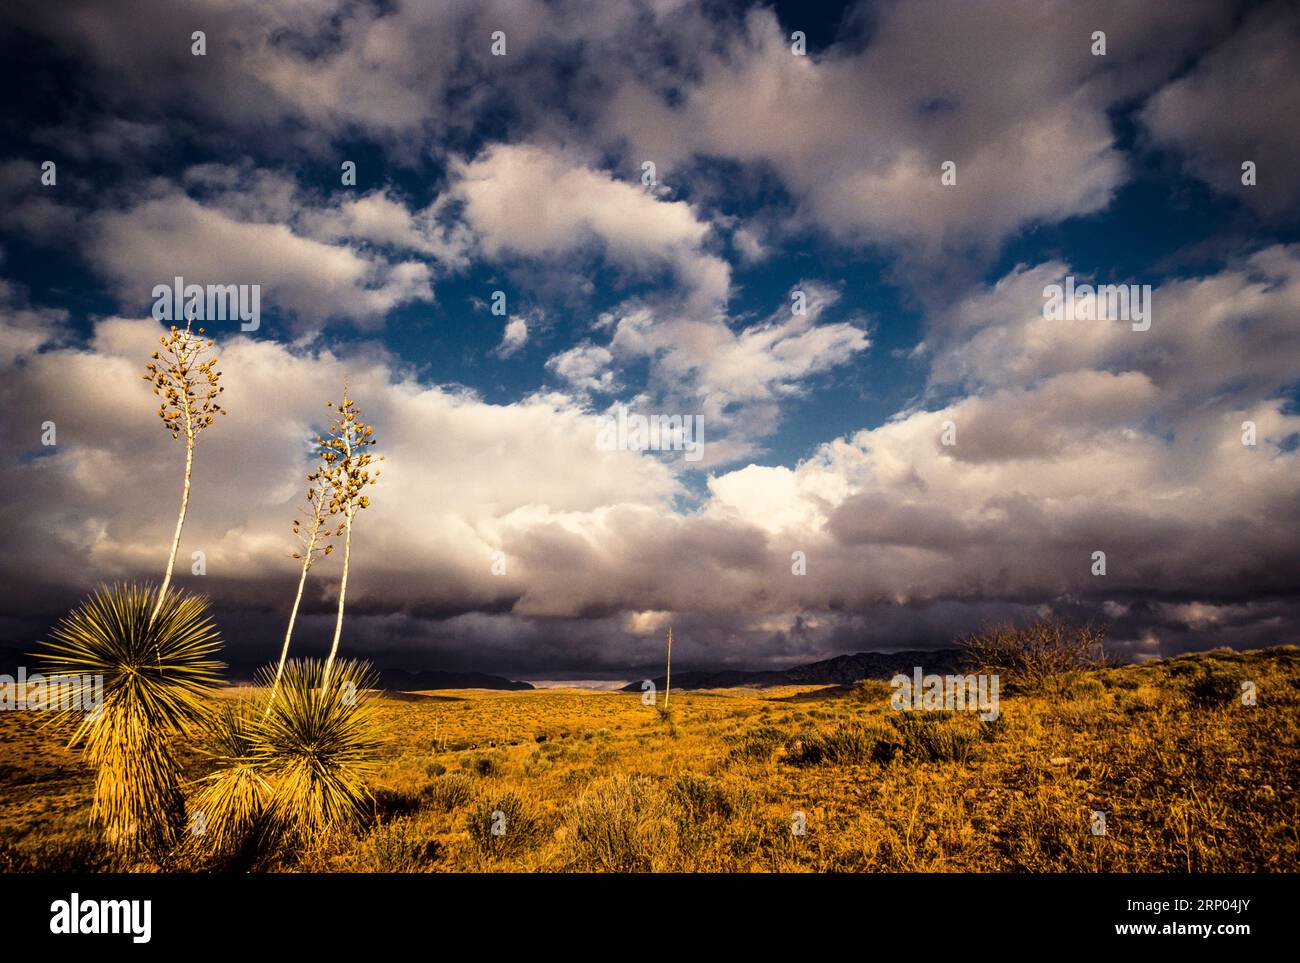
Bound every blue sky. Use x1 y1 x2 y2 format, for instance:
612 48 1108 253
1 0 1298 676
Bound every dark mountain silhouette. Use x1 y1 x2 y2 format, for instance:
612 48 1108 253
620 648 964 692
374 668 533 692
218 659 533 692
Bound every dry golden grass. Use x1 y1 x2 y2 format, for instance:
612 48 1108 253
2 646 1297 872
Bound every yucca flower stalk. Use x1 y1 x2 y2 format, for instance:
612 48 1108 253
317 389 381 686
142 316 225 622
664 626 673 711
35 583 223 854
268 472 334 707
256 658 380 846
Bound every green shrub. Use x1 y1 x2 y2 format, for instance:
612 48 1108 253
564 774 672 871
459 752 505 777
669 772 735 822
785 723 878 766
423 774 474 811
363 818 438 871
888 712 978 763
465 791 541 858
729 725 787 762
1185 664 1247 709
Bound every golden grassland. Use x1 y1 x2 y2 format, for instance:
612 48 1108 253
1 646 1297 872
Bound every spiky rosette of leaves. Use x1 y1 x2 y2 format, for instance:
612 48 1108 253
255 658 380 846
34 583 224 854
188 700 272 857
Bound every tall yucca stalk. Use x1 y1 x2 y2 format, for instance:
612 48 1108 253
35 583 223 854
256 658 380 846
142 317 225 622
664 626 673 711
317 390 381 686
268 473 334 706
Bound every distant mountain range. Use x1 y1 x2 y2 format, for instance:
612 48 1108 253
226 663 535 692
374 668 533 691
0 648 534 692
620 648 965 692
3 644 968 693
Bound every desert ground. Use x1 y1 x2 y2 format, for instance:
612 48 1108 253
2 646 1296 872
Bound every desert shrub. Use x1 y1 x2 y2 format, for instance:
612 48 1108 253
1065 675 1106 699
35 583 223 855
256 659 381 847
465 790 541 858
459 751 505 777
668 773 735 822
960 618 1106 695
668 773 748 855
849 679 893 704
0 833 116 873
1102 670 1143 690
1184 663 1248 709
539 741 579 762
423 773 475 811
522 750 552 777
563 774 672 871
784 723 878 766
729 725 787 762
978 713 1009 742
371 786 424 819
1001 792 1107 871
363 818 439 871
888 712 978 763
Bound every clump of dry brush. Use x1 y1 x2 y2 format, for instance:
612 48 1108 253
959 617 1108 694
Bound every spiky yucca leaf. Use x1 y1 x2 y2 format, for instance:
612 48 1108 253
189 700 272 857
34 583 223 854
256 658 380 846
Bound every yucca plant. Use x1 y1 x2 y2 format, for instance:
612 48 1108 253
317 389 382 686
188 700 271 857
34 583 223 855
142 318 225 622
256 658 380 846
268 472 335 706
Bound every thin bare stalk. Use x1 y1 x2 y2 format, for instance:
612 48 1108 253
270 474 334 708
152 409 193 624
269 532 317 709
664 626 673 710
317 388 380 690
323 507 352 688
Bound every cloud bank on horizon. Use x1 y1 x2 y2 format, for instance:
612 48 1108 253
1 0 1298 675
